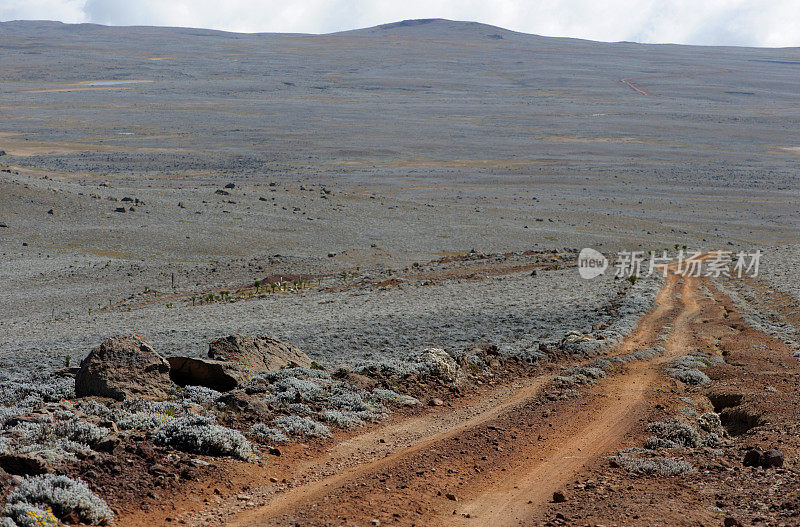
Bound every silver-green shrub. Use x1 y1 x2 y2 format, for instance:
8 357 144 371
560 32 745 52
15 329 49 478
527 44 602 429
273 415 330 438
5 474 113 525
152 414 254 460
248 424 288 442
645 418 700 449
612 455 694 476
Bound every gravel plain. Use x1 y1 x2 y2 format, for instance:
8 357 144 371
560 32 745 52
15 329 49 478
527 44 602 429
0 18 798 371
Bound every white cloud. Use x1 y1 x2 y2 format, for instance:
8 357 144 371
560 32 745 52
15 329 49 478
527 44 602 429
1 0 798 47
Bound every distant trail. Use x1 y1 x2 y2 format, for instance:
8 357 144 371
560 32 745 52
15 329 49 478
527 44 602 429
620 78 650 96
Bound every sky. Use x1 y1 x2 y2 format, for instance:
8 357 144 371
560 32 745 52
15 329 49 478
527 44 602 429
1 0 799 47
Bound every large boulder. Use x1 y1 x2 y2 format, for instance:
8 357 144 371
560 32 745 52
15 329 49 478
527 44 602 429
168 335 311 391
75 335 172 401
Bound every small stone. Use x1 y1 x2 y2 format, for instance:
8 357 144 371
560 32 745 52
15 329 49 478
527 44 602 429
47 209 55 215
552 490 567 503
0 222 7 228
225 183 235 189
269 477 278 483
724 517 743 527
762 449 784 468
114 207 126 213
370 520 380 526
429 398 444 407
327 252 336 258
743 447 762 467
445 493 457 501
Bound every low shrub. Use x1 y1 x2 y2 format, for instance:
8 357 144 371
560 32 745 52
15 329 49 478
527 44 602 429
54 419 108 447
273 415 330 438
153 415 254 460
271 377 325 403
612 455 694 476
5 474 113 525
667 368 710 386
248 424 288 443
116 411 173 430
370 389 420 406
180 386 223 406
321 410 365 429
645 418 700 448
3 503 58 527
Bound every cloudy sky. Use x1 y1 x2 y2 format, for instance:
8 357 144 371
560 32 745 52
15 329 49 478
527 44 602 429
1 0 798 47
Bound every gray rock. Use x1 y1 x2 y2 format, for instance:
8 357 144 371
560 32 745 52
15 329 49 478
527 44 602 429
75 335 173 401
168 334 311 391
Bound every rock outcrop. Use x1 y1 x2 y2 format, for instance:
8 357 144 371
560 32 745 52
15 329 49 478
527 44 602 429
75 335 172 401
168 334 311 391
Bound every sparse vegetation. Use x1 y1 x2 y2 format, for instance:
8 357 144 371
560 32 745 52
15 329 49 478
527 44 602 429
644 418 700 449
612 455 694 476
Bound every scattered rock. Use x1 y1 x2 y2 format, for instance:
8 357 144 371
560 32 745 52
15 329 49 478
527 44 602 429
0 222 7 228
445 493 457 501
215 189 230 196
743 447 762 467
75 335 173 401
333 371 376 391
762 449 784 468
224 183 236 189
0 150 6 156
553 490 567 503
328 252 336 258
47 209 55 215
217 390 271 419
168 334 311 391
724 517 743 527
95 435 121 453
429 398 444 407
178 202 186 208
114 207 126 213
243 377 271 394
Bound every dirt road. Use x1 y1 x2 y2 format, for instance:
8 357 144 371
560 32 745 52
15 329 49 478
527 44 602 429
209 270 707 526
